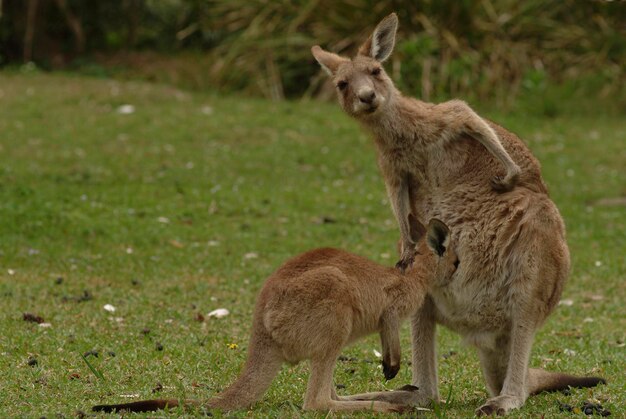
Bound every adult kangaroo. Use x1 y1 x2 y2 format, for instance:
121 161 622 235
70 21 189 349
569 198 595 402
312 13 605 416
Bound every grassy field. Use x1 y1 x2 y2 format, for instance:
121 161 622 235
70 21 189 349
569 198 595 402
0 72 624 418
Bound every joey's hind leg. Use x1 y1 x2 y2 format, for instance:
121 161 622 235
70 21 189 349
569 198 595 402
337 385 422 407
305 357 411 413
303 357 336 411
339 299 438 408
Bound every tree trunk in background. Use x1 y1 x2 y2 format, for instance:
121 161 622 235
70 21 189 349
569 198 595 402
53 0 84 54
23 0 38 62
124 0 143 49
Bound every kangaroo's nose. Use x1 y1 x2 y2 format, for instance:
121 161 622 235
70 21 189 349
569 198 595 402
359 90 376 104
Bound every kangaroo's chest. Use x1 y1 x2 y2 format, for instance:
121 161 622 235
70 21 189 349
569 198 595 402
419 194 526 337
429 274 510 339
380 133 482 189
384 144 426 177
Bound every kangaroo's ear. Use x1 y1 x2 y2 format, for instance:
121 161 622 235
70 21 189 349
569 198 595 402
408 213 426 243
311 45 348 76
358 13 398 62
426 218 450 257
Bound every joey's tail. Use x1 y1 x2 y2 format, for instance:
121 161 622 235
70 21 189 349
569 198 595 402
92 328 283 413
93 399 195 413
205 328 283 410
527 368 606 395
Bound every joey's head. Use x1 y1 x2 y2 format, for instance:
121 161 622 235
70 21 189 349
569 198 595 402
413 219 459 283
311 13 400 119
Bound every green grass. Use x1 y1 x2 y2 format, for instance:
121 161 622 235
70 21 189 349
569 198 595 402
0 72 624 418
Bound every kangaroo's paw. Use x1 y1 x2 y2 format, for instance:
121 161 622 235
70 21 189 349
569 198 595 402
475 395 524 416
382 360 400 380
395 251 416 272
490 175 515 192
491 167 521 192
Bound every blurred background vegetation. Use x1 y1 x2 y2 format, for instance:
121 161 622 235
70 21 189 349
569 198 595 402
1 0 625 112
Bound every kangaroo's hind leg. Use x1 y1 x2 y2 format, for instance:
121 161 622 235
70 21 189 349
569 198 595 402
339 298 437 407
475 318 535 416
304 356 411 413
477 343 508 397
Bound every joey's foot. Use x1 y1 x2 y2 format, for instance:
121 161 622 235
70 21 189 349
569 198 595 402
382 361 400 380
475 395 524 416
491 167 521 192
347 385 429 406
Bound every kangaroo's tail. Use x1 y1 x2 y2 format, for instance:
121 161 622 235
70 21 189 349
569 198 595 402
93 399 196 413
92 328 283 413
527 368 606 395
205 328 283 410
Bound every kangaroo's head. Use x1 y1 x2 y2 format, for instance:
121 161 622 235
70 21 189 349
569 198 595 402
311 13 399 119
412 218 459 283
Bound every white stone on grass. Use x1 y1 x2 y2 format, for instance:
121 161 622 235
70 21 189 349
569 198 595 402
208 308 230 319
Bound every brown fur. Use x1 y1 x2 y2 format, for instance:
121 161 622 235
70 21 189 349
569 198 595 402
313 14 520 270
93 220 458 414
312 12 605 416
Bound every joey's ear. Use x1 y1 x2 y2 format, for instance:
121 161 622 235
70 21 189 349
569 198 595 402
426 218 450 257
311 45 348 76
408 213 426 243
358 13 398 62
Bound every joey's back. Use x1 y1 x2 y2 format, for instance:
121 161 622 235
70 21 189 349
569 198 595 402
256 222 458 363
257 248 422 349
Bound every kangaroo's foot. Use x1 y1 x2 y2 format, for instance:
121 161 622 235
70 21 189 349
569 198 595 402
340 384 430 407
475 394 524 416
305 398 414 413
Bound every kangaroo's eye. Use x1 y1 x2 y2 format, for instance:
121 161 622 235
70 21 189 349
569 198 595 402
337 81 348 90
453 259 460 269
371 67 381 76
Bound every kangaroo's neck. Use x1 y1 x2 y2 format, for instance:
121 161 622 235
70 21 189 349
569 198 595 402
360 93 431 146
392 259 434 315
